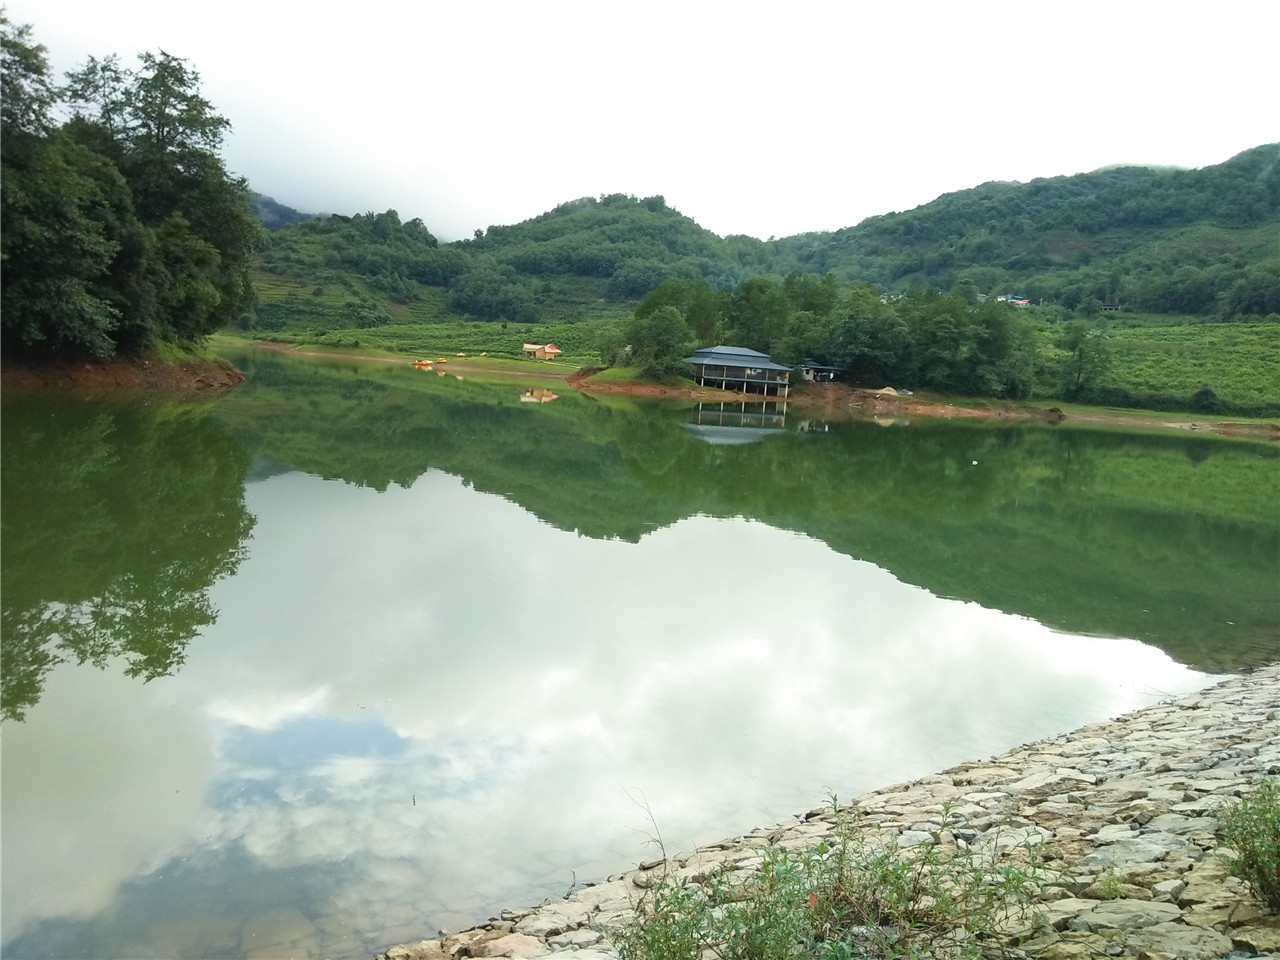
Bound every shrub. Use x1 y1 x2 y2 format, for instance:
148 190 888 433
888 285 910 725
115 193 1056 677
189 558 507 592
612 803 1053 960
1219 779 1280 912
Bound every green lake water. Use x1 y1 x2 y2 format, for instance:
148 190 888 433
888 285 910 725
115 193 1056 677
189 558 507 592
2 347 1277 959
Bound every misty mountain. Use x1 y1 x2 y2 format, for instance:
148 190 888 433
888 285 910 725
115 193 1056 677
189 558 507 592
253 144 1279 322
251 194 317 231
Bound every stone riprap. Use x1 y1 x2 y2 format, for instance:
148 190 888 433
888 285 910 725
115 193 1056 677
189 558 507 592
381 665 1280 960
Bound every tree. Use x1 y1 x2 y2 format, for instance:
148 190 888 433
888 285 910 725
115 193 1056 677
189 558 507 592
1055 320 1111 399
951 277 980 305
725 276 789 351
0 132 122 356
1 21 123 356
62 54 130 140
1191 384 1219 413
0 17 56 135
1 22 261 357
594 324 628 368
782 272 839 316
833 284 912 385
635 278 722 342
627 305 692 377
66 45 256 331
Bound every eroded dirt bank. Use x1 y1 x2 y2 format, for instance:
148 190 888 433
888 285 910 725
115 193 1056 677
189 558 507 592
1 354 244 394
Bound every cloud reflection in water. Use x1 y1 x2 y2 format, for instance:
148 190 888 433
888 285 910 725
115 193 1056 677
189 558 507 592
1 468 1221 958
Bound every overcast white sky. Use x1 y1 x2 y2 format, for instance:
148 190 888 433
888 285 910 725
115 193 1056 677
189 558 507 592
11 0 1277 241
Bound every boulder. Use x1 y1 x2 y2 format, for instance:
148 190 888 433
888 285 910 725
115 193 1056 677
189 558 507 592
1068 899 1182 932
1126 920 1233 959
470 933 550 958
382 942 448 960
1229 915 1280 953
514 907 589 939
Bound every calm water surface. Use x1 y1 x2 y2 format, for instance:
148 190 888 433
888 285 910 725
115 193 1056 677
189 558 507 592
3 350 1277 959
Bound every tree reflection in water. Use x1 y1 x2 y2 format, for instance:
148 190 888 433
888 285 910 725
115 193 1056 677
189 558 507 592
1 396 254 721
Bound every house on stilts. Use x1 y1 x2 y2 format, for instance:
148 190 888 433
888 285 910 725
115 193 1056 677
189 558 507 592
683 345 791 397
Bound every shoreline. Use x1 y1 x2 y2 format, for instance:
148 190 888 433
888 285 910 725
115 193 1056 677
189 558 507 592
380 664 1280 960
224 339 1280 441
0 352 243 395
5 339 1275 441
566 374 1280 441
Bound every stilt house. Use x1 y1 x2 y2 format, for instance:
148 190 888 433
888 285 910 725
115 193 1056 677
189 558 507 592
684 346 791 397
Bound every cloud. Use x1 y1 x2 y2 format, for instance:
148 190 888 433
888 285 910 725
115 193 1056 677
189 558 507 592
1 469 1219 954
10 0 1277 240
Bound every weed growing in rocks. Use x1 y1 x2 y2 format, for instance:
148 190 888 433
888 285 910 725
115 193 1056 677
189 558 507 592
1097 866 1123 900
1218 778 1280 912
612 802 1054 960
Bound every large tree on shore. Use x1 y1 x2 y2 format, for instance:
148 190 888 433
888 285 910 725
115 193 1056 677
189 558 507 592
1 17 259 358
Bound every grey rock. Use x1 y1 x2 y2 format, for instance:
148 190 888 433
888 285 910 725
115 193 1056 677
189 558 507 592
897 830 934 848
1076 834 1194 869
470 932 550 958
547 928 604 950
1150 878 1187 902
1143 813 1219 835
1092 823 1139 844
1229 917 1280 954
514 907 589 939
1135 894 1227 948
1038 898 1102 931
1070 898 1182 932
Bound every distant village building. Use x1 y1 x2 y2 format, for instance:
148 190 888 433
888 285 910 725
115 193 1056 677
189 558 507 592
801 359 843 383
522 343 563 360
1101 302 1122 312
684 345 791 397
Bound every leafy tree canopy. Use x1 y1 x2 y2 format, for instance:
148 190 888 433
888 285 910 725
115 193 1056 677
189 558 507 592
0 17 260 359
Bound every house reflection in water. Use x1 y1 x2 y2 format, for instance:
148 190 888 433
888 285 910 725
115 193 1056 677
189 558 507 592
520 388 559 403
685 400 787 445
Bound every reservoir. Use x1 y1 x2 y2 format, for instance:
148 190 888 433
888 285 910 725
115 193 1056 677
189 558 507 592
2 348 1276 959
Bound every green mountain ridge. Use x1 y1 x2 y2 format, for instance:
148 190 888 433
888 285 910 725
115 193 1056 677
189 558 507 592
254 144 1280 322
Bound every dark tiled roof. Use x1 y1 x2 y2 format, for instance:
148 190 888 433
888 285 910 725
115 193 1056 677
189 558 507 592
690 345 772 360
685 346 792 372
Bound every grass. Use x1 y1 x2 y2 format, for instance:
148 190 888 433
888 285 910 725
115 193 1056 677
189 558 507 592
149 338 227 364
1218 779 1280 912
611 802 1055 960
1101 322 1280 411
243 266 1280 416
582 365 646 385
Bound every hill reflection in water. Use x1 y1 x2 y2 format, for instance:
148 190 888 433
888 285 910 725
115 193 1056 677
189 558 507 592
2 348 1275 959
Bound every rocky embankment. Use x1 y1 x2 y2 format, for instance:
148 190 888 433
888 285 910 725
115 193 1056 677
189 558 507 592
382 665 1280 960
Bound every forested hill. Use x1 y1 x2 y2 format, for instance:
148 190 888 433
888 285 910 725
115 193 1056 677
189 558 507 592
459 194 742 297
772 143 1280 316
255 144 1279 324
